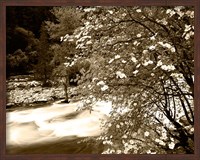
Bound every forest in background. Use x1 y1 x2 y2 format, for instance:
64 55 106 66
6 7 55 77
6 6 194 154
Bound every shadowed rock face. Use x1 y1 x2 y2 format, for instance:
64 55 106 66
6 100 112 154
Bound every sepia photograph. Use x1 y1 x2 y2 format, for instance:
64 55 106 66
5 6 194 155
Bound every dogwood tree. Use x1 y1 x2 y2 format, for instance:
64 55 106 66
60 6 194 153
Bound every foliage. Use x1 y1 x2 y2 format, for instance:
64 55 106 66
6 27 40 76
45 7 85 101
45 7 82 40
34 23 53 86
62 6 194 154
6 7 55 77
15 27 39 51
7 49 29 75
6 6 54 53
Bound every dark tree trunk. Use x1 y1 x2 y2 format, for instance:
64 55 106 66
63 76 69 103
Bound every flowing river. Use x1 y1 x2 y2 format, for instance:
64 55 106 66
6 100 112 154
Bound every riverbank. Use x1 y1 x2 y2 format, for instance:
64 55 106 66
6 75 77 109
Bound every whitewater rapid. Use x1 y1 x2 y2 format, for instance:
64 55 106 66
6 101 112 146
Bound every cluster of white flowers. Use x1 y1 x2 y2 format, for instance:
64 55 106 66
136 33 142 38
107 10 114 14
177 11 184 18
122 13 127 17
86 40 92 45
85 99 91 104
136 9 142 13
143 60 153 66
121 59 127 63
69 61 75 67
102 139 113 145
156 60 163 67
64 61 75 67
122 139 139 154
136 64 141 68
96 24 103 29
129 139 134 144
170 47 176 53
156 18 168 25
166 9 176 17
108 59 114 64
97 81 104 86
167 7 193 20
168 142 175 149
186 10 194 18
174 6 187 19
189 127 194 134
133 102 137 106
115 55 121 59
64 62 70 67
83 7 96 12
174 6 185 12
131 57 137 63
116 124 120 128
133 70 139 75
149 45 156 50
184 24 192 32
144 131 150 137
158 41 176 52
142 50 148 54
146 150 156 154
183 30 194 40
150 36 156 41
60 36 64 42
133 41 140 46
115 106 130 115
97 80 109 91
160 130 168 140
102 148 116 154
185 31 194 40
155 138 166 146
101 85 109 91
84 21 90 26
92 77 98 82
116 71 127 79
151 73 155 76
161 64 175 71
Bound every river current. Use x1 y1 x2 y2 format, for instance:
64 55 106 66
6 100 112 154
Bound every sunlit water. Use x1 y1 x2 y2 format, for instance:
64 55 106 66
6 100 112 154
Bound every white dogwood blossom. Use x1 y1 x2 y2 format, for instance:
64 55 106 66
161 64 175 71
116 71 127 79
168 142 175 149
149 45 156 50
115 55 121 59
101 85 109 91
144 131 150 137
131 57 137 63
97 81 105 86
133 70 139 75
